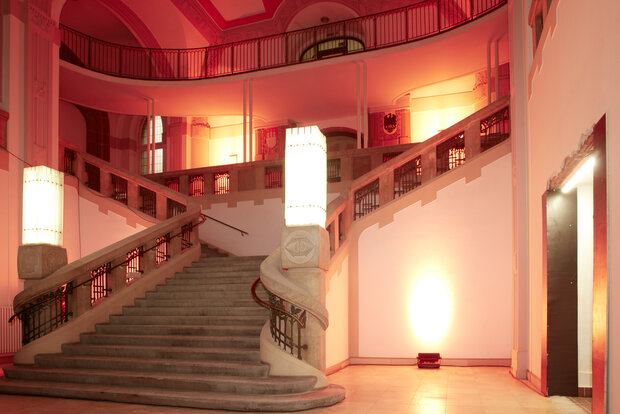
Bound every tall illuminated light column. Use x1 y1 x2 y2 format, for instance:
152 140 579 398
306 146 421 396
281 126 330 372
18 166 67 286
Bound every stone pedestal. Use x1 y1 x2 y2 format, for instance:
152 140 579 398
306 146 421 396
18 244 67 286
281 225 329 372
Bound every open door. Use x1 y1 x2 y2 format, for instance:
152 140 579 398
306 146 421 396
545 189 578 396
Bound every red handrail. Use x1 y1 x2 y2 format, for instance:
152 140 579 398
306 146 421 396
59 0 507 80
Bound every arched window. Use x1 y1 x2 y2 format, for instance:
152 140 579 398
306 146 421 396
301 37 364 62
141 116 164 174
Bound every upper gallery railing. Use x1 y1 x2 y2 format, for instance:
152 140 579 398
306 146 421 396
59 0 507 80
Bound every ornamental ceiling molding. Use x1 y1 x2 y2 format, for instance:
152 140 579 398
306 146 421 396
97 0 161 49
171 0 220 45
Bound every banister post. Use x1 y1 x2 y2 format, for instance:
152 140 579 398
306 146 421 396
156 193 167 221
109 265 126 294
127 181 140 211
464 120 481 160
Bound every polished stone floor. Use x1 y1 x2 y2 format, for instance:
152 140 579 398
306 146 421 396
0 365 589 413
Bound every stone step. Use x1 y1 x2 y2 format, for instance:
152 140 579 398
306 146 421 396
61 343 261 363
80 333 260 349
144 290 254 300
3 366 316 395
110 314 267 326
95 323 263 337
165 276 257 285
0 379 346 412
122 301 269 317
133 298 260 308
177 269 259 277
156 283 250 292
198 255 266 264
35 354 269 377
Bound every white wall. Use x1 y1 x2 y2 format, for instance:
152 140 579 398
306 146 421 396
325 249 349 369
63 176 151 261
356 153 513 359
525 3 620 408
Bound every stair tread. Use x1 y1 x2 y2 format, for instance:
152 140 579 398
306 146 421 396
37 353 266 368
0 378 345 411
64 343 259 353
6 366 314 384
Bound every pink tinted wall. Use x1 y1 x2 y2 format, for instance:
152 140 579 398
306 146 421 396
59 100 86 154
325 248 349 370
355 153 513 360
525 1 620 408
63 176 153 261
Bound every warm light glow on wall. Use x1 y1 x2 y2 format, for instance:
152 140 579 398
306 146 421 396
285 126 326 227
409 276 452 343
22 166 64 246
562 156 595 193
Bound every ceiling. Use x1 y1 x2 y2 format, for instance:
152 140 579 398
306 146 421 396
58 2 509 126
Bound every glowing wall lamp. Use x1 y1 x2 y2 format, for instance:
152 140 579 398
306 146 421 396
284 126 327 227
562 156 595 193
22 166 64 245
18 166 67 281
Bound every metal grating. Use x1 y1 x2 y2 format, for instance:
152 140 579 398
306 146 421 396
394 156 422 198
480 106 510 151
354 179 380 220
436 132 465 174
214 172 230 195
189 174 205 197
265 165 283 189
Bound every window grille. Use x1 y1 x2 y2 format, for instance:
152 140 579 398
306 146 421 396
189 174 205 197
436 132 465 174
155 234 169 265
125 247 143 283
394 156 422 198
265 165 283 189
63 149 76 176
165 177 179 192
111 174 128 205
167 198 186 219
140 186 156 218
90 263 110 305
85 162 100 192
354 179 380 220
480 106 510 151
181 224 193 251
214 172 230 194
327 159 341 183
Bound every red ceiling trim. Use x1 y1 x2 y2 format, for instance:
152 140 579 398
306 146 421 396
197 0 284 30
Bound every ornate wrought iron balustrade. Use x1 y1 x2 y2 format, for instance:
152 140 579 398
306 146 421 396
354 178 380 220
10 214 205 346
480 106 510 150
59 0 507 81
251 278 307 360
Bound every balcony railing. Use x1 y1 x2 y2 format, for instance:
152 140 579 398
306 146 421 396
59 0 506 81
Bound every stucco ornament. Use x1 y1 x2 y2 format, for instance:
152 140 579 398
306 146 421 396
283 229 316 265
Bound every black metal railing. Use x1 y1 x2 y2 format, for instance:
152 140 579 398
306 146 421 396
59 0 506 81
327 159 341 183
166 177 180 192
213 172 230 195
90 263 111 304
394 155 422 198
251 278 307 360
436 131 465 174
189 174 205 197
85 162 101 192
140 186 157 217
167 198 186 218
480 105 510 151
111 174 128 205
125 246 143 283
265 165 283 189
63 148 76 176
10 214 205 345
155 234 169 264
9 283 72 346
354 178 380 220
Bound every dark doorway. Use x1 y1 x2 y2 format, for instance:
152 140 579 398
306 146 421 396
544 189 578 396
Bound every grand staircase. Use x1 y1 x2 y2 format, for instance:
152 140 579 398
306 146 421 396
0 253 345 411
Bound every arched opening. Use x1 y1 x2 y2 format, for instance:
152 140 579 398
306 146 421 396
300 37 364 61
